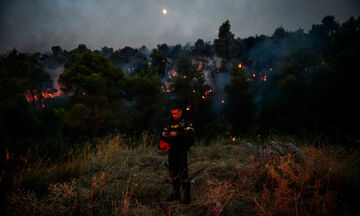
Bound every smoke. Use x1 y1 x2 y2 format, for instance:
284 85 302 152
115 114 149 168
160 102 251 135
1 0 359 53
44 65 65 97
120 58 144 77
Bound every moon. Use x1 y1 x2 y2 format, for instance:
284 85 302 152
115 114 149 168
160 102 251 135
162 9 167 15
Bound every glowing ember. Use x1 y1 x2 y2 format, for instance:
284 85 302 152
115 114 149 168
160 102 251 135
238 63 242 68
193 90 196 93
183 75 187 79
186 105 191 111
202 96 205 99
252 74 256 78
204 89 213 96
221 100 225 104
232 137 236 142
263 75 267 82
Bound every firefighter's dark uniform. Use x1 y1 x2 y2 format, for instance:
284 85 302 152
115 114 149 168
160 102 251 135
161 118 194 203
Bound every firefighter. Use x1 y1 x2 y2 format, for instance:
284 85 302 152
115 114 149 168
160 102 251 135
160 104 194 204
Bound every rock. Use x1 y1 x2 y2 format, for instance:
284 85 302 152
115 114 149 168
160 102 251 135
245 142 254 149
256 141 305 163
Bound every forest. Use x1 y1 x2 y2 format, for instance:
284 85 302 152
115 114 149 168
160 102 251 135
1 15 360 215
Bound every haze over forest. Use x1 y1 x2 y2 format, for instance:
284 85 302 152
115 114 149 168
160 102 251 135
1 0 359 53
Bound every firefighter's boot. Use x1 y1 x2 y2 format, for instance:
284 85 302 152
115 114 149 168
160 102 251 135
182 181 191 204
167 180 181 201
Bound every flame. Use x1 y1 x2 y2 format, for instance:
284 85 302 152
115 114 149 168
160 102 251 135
204 89 213 96
232 137 236 142
186 105 191 111
238 63 242 68
24 88 61 108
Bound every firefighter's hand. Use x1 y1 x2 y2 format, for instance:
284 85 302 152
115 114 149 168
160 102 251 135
168 131 177 137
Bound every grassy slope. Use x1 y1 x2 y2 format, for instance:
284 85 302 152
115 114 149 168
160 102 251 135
4 134 360 216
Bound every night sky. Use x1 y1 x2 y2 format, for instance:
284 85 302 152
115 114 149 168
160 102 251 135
1 0 359 53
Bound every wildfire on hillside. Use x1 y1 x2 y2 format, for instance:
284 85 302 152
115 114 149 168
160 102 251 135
25 88 61 108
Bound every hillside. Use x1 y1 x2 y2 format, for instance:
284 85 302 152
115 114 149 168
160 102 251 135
4 134 359 215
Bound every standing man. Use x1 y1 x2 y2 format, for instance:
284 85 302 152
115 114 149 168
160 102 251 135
160 104 194 204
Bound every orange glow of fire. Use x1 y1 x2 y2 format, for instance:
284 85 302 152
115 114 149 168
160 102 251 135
186 105 191 111
232 137 236 142
197 63 203 71
204 89 213 96
24 88 62 108
238 63 242 68
221 100 225 104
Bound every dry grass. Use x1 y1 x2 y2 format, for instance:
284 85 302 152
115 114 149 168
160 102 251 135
3 134 359 215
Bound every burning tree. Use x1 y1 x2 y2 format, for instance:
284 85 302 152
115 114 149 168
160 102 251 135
0 49 56 108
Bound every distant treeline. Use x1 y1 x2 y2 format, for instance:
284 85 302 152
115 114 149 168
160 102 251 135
1 15 359 157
